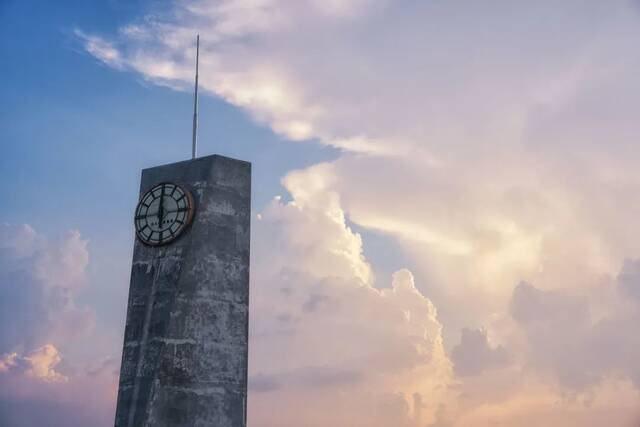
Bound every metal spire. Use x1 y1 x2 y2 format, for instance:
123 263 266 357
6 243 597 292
191 35 200 159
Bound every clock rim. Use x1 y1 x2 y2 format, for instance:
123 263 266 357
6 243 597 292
134 181 195 247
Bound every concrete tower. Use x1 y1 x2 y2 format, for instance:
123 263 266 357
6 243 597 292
114 154 251 427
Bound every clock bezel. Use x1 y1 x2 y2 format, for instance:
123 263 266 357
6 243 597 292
134 182 195 247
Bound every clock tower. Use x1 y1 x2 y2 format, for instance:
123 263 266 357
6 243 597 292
114 154 251 427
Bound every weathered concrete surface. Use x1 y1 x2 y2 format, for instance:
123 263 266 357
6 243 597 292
114 155 251 427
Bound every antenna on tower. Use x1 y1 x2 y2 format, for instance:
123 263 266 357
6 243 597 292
191 35 200 159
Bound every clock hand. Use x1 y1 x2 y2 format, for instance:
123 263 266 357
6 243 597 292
157 186 165 226
163 207 188 214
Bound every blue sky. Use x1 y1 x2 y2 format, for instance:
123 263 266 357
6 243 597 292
3 1 640 426
1 0 345 356
0 0 339 228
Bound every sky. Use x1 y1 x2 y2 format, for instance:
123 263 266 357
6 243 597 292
2 0 640 426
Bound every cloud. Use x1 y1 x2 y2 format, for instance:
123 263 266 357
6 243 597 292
75 1 640 157
0 225 117 426
618 258 640 302
251 365 363 393
249 177 453 426
23 345 68 383
1 345 68 383
0 353 18 373
509 270 640 391
0 224 94 353
451 328 509 377
0 345 118 427
73 29 124 69
451 379 640 427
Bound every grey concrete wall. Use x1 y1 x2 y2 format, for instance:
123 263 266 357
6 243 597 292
114 155 251 427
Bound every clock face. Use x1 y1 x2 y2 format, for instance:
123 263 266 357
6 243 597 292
134 182 194 246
